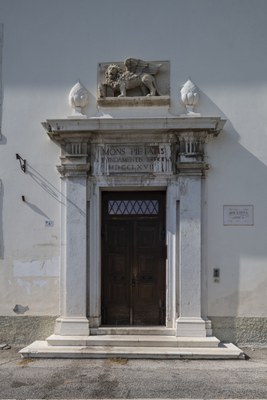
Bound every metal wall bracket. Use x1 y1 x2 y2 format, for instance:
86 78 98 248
16 153 26 173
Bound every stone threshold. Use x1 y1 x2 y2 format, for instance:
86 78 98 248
46 334 221 348
19 340 245 359
19 333 245 360
90 326 176 336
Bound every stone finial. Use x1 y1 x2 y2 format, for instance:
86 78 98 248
68 81 89 117
180 79 200 114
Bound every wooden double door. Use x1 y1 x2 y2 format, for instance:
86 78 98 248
101 191 166 326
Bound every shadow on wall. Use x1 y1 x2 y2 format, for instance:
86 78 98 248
208 139 267 311
201 98 267 330
0 151 87 259
27 165 63 205
192 89 267 344
22 198 51 220
0 136 7 258
26 164 85 217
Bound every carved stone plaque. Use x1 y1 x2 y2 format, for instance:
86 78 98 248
223 205 254 226
97 59 170 106
93 143 173 175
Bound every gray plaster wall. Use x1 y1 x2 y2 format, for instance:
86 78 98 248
210 317 267 346
0 316 56 345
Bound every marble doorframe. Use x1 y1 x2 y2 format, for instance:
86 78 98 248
87 177 179 330
43 116 226 338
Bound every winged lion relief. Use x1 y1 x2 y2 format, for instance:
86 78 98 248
98 58 169 99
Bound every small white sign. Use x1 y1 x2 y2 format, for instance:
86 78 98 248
223 205 254 226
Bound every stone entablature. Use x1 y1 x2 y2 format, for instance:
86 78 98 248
43 116 226 176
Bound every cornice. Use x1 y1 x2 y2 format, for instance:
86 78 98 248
42 116 226 142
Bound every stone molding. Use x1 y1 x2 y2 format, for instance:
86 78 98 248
57 155 90 177
43 116 226 138
177 130 212 174
97 95 170 107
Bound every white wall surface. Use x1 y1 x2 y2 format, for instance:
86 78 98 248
0 0 267 317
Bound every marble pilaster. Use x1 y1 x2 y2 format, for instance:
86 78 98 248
176 174 207 336
55 153 90 336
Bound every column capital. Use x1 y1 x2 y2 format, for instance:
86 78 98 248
177 130 214 175
57 154 90 177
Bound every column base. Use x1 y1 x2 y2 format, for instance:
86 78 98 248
54 317 90 336
89 316 101 328
176 317 209 337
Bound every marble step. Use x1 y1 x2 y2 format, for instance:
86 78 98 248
46 334 220 348
19 341 245 359
91 327 176 336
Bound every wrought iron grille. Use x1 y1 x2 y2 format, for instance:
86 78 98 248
108 199 159 215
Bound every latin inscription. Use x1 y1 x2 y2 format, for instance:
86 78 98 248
93 144 172 175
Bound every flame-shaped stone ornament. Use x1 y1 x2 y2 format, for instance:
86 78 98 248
69 81 89 117
180 79 200 114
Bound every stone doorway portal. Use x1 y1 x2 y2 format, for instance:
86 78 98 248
101 191 166 326
19 115 244 358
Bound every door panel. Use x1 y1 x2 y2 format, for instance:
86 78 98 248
103 221 130 325
133 219 162 325
102 191 166 326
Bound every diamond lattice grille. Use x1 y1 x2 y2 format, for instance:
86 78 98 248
108 200 159 215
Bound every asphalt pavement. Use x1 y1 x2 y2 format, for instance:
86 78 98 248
0 346 266 399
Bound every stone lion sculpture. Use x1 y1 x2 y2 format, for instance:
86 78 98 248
98 58 163 98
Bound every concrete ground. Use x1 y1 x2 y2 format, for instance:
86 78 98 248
0 346 266 399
